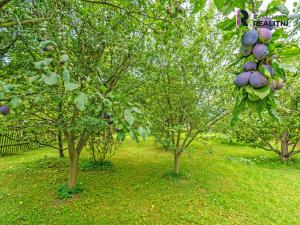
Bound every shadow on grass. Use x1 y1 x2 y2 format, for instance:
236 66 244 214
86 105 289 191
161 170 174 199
227 155 300 170
22 156 69 172
80 159 114 171
162 171 190 180
0 152 18 157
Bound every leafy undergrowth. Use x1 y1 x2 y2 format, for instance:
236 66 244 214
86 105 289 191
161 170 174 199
57 183 84 199
1 140 300 225
80 160 114 171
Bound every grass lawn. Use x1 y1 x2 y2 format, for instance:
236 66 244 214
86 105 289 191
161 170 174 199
1 139 300 225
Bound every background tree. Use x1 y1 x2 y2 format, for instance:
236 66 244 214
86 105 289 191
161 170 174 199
131 4 234 174
0 0 152 189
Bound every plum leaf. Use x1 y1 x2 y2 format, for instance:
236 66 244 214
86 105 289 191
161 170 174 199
74 92 88 111
63 68 70 83
117 130 126 142
124 109 134 126
259 66 271 78
34 58 53 69
138 126 146 139
60 54 69 63
252 86 271 100
43 72 58 85
129 130 138 142
10 96 22 108
65 82 80 91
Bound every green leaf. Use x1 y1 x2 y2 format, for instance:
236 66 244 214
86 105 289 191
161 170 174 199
214 0 235 15
124 109 134 126
43 72 58 85
63 68 70 83
274 5 289 15
60 54 69 63
64 82 80 91
192 0 206 13
10 96 22 108
117 130 126 142
131 107 141 114
74 92 88 111
252 86 271 100
129 130 138 142
137 126 146 139
217 18 236 31
259 66 271 79
34 58 53 69
38 40 57 49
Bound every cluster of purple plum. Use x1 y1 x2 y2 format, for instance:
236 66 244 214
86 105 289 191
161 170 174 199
0 105 10 116
234 19 284 94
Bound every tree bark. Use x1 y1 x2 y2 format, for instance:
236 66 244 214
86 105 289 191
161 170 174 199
58 130 64 158
280 139 290 161
280 131 290 161
173 151 180 174
68 148 79 189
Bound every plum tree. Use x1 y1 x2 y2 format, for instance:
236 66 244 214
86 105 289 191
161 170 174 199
252 43 268 59
0 105 10 116
243 61 257 71
258 28 272 43
234 72 251 87
230 73 300 161
242 30 258 47
249 71 268 88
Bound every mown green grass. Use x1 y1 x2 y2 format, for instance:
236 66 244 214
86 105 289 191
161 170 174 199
1 140 300 225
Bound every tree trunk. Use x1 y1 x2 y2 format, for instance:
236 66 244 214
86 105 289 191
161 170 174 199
280 139 290 161
173 151 180 174
68 148 79 189
58 130 64 158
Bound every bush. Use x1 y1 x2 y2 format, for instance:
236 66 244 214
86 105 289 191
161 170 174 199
57 182 84 199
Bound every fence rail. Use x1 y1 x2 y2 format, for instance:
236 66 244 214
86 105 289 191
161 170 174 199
0 128 35 153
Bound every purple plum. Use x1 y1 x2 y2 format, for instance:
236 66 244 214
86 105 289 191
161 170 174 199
258 28 272 43
234 72 252 87
249 72 268 88
242 30 258 47
0 105 10 116
243 61 257 71
252 43 268 59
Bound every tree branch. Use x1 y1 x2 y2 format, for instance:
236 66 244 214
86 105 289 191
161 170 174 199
0 18 49 28
185 111 231 148
82 0 169 22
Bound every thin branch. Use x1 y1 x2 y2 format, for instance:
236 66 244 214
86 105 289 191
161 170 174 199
251 0 258 19
82 0 169 22
185 111 232 148
290 149 300 156
0 18 49 28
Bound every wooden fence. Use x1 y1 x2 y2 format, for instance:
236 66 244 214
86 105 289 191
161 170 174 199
0 128 35 153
